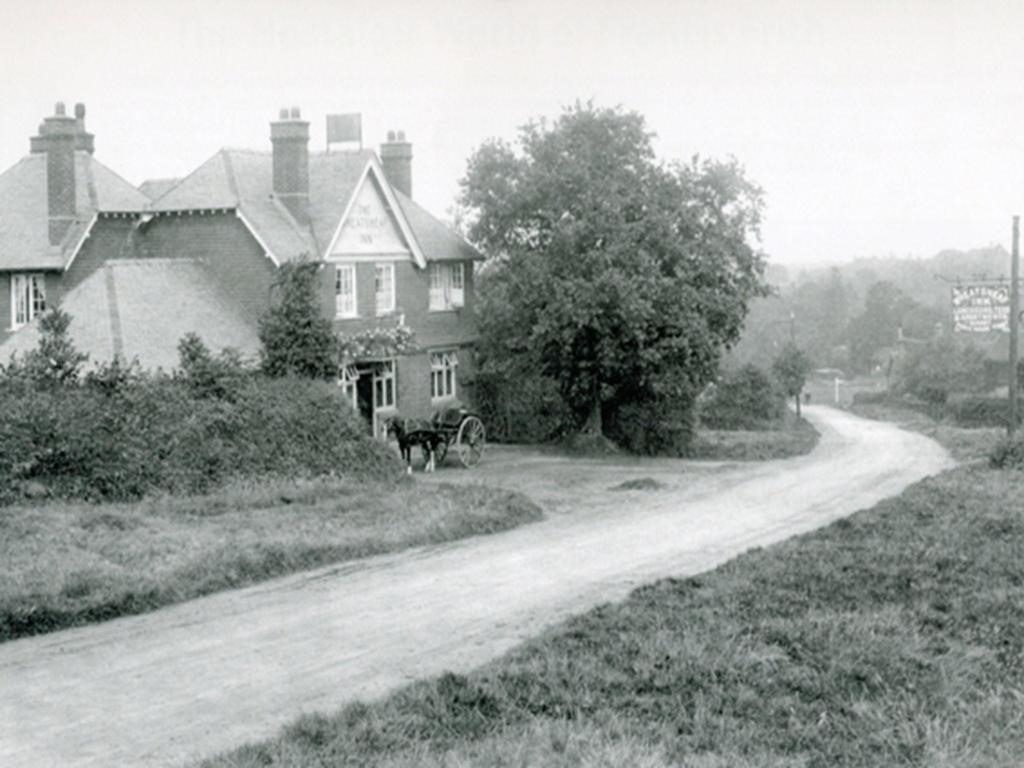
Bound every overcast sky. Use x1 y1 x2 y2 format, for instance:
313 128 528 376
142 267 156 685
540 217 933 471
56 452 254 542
2 0 1022 267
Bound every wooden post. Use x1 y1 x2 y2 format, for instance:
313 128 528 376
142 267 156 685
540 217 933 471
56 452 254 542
1011 215 1020 437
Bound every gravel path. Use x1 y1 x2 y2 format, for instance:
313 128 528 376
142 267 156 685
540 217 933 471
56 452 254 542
0 406 953 767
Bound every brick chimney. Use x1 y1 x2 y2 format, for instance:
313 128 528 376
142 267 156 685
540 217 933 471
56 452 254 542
270 106 310 223
73 103 95 154
380 130 412 198
30 102 78 245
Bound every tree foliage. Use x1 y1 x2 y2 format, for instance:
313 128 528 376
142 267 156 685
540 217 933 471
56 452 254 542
772 342 811 417
896 336 987 407
259 262 337 379
459 103 768 449
1 308 88 388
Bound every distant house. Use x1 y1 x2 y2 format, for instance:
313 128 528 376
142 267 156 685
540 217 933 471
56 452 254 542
0 103 484 436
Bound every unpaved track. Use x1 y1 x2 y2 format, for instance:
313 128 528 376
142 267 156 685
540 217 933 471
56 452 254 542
0 406 952 767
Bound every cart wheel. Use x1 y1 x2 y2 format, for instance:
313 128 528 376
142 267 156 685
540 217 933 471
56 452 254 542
455 416 486 468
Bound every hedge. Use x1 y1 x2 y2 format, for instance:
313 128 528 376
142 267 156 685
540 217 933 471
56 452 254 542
0 374 399 504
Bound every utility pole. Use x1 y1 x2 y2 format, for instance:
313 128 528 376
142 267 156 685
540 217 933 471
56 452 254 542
1010 215 1020 437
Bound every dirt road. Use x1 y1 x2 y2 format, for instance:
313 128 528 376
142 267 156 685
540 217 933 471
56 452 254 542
0 406 952 767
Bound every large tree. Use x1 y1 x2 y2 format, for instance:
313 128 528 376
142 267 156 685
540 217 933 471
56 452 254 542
459 102 768 445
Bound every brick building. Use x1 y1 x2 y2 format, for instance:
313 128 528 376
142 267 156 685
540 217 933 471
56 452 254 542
0 104 483 435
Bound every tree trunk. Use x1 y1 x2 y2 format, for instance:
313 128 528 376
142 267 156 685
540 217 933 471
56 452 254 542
795 391 802 418
582 379 603 436
582 398 603 436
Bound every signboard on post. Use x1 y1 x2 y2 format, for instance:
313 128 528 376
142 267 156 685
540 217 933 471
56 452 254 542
952 283 1012 333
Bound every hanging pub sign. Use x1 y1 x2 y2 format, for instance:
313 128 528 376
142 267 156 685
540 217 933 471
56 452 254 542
952 283 1011 333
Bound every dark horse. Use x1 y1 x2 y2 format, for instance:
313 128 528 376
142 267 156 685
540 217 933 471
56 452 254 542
384 416 446 473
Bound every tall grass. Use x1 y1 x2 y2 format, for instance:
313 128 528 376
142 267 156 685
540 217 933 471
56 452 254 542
0 478 542 641
202 462 1024 767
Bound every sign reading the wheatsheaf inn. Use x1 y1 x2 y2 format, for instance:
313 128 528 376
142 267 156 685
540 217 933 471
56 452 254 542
952 283 1011 333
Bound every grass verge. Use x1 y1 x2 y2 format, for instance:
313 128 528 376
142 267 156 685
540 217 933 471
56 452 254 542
0 478 542 642
848 400 1000 463
690 414 819 461
202 436 1024 766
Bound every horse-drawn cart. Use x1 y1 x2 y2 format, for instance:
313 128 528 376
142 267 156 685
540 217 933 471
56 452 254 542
386 406 486 470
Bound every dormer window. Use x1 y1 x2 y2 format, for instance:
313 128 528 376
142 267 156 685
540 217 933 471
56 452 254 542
428 263 465 311
11 273 46 329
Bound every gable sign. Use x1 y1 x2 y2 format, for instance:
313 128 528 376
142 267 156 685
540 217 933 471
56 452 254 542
333 176 410 256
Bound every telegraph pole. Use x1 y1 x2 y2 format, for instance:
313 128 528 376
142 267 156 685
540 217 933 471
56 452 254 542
1010 215 1020 437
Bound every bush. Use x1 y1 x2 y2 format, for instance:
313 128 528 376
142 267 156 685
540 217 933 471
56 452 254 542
990 434 1024 469
896 337 987 407
0 375 398 503
949 395 1017 428
699 364 785 430
851 390 890 405
475 371 575 443
605 395 697 456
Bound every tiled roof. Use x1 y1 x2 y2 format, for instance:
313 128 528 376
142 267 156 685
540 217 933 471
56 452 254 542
138 177 180 200
0 153 149 271
149 149 481 263
394 190 482 262
0 258 261 371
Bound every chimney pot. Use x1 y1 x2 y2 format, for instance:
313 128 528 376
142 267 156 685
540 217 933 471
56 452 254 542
387 130 396 141
397 130 405 141
279 108 289 119
290 106 300 119
74 103 85 119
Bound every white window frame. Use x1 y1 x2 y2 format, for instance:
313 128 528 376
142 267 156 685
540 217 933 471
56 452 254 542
428 263 466 311
338 365 359 409
11 273 46 329
430 350 458 402
374 263 396 316
335 265 357 318
372 360 397 438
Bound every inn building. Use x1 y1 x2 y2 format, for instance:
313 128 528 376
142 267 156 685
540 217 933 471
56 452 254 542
0 103 483 435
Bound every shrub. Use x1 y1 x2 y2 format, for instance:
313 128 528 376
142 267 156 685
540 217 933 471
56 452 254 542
474 370 575 443
699 364 785 430
896 337 987 407
259 262 337 379
949 395 1017 428
605 394 697 456
851 390 889 405
990 434 1024 469
0 376 398 504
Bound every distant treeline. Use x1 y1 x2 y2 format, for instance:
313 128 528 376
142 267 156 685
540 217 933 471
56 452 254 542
729 246 1010 375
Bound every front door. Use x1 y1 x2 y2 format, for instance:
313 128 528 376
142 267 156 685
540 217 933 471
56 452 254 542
371 360 396 439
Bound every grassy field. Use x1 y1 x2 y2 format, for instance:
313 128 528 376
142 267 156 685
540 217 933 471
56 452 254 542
0 478 541 642
690 414 819 461
201 426 1024 767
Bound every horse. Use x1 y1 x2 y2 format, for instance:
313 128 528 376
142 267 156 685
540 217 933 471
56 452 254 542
384 416 446 473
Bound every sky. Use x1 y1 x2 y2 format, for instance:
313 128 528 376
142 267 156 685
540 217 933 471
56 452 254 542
2 0 1023 268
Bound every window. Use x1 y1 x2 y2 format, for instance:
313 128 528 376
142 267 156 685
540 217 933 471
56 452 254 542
374 263 395 315
373 360 396 410
428 263 465 311
430 350 458 401
338 365 359 409
11 273 46 329
335 265 356 318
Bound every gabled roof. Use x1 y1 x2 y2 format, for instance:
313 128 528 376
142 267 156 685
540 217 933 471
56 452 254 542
148 148 482 265
0 153 149 271
0 258 260 370
138 177 180 200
